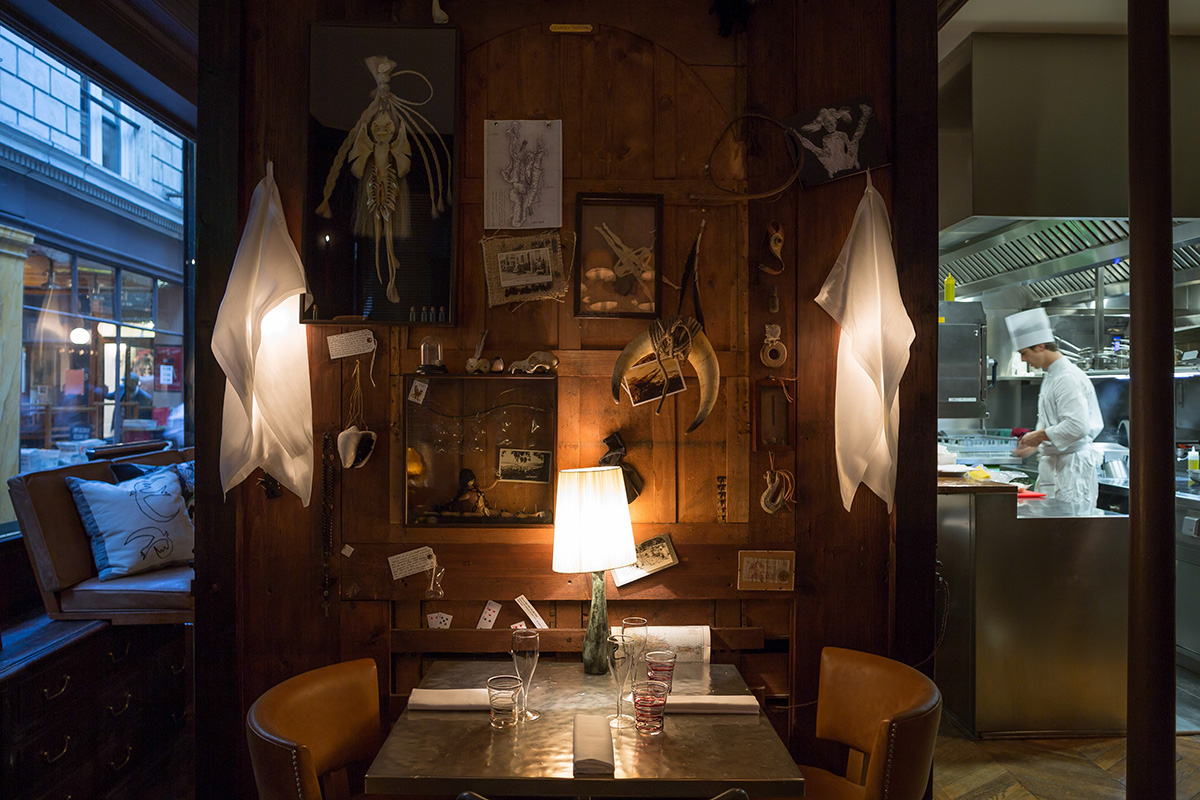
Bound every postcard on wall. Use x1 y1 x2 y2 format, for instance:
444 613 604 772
481 232 567 307
484 120 563 229
736 550 796 591
621 357 686 408
612 533 680 587
497 448 553 484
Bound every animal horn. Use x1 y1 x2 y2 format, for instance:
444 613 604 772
611 330 654 403
685 329 719 434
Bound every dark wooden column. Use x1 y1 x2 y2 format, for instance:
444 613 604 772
195 1 244 798
891 0 939 671
1126 0 1175 795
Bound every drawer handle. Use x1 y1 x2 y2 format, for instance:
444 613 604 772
108 642 132 663
107 691 132 717
169 663 186 676
41 735 71 764
42 674 71 700
109 745 133 772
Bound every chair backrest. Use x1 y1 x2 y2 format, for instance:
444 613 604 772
246 659 382 800
813 647 942 800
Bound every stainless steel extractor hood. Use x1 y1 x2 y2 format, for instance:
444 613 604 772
938 34 1200 310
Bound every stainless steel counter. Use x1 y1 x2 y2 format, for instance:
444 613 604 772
937 488 1129 738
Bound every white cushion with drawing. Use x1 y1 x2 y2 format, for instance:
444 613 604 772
66 468 195 581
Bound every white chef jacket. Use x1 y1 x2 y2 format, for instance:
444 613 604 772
1034 357 1103 514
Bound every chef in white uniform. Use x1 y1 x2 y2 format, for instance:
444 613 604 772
1006 308 1104 514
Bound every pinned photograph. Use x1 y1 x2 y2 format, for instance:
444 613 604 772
612 533 680 587
621 357 686 408
482 232 567 307
497 448 553 484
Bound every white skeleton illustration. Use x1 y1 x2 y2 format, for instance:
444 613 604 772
315 56 452 303
500 121 546 226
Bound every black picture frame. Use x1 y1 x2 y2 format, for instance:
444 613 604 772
304 23 459 325
574 193 663 319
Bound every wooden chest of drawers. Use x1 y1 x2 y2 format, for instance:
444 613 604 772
0 614 188 800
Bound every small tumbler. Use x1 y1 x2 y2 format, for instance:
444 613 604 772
486 675 522 730
645 650 677 693
631 680 669 735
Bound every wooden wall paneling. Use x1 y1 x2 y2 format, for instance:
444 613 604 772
674 62 740 182
338 325 393 544
556 375 582 472
461 44 488 180
343 542 784 602
650 382 679 523
575 375 664 522
654 45 678 180
578 28 656 180
456 203 489 351
676 375 730 524
339 599 391 715
725 377 751 524
390 599 423 717
558 34 584 180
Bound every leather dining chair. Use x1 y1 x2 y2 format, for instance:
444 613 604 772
246 658 384 800
798 647 942 800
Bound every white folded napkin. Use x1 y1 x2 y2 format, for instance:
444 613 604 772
407 688 489 711
665 695 760 714
573 715 615 775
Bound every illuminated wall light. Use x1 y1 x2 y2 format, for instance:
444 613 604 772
69 327 92 344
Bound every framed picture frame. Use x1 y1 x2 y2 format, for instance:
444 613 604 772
574 193 662 319
304 23 459 325
612 533 680 587
737 550 796 591
482 232 568 307
753 379 794 450
497 448 553 484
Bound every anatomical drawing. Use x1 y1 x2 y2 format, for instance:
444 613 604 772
315 55 452 303
484 119 563 229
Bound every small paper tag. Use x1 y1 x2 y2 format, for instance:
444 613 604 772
427 612 452 629
327 329 377 359
515 594 549 629
408 379 429 404
341 544 354 557
510 621 527 629
477 600 501 629
388 546 436 580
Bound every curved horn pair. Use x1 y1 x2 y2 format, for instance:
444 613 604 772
610 320 720 434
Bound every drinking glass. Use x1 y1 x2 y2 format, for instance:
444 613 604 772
620 617 648 701
645 650 677 693
486 675 522 730
631 680 669 735
606 634 635 729
511 629 541 721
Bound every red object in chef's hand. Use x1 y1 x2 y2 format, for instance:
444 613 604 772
1011 427 1030 439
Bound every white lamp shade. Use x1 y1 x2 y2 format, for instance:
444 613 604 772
552 466 636 574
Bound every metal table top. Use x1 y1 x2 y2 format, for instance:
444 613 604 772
365 660 805 798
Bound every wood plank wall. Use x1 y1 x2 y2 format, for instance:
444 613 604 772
196 1 936 796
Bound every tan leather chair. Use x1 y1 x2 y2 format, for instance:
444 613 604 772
798 647 942 800
246 658 384 800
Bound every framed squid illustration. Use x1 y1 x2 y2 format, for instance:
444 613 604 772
304 24 459 324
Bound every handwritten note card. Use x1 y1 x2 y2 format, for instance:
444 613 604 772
388 546 435 580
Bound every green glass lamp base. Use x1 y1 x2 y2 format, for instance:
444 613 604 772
582 571 609 674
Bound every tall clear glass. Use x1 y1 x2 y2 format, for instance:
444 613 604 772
606 634 635 729
620 617 648 701
511 629 541 721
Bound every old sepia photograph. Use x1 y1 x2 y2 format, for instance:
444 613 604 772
621 357 686 407
497 448 553 484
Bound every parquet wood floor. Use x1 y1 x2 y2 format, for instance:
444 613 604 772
933 721 1200 799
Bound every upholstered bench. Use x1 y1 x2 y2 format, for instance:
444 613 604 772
7 447 194 625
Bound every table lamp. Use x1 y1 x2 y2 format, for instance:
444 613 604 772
552 466 637 674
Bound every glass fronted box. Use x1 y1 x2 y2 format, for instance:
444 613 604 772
403 374 556 526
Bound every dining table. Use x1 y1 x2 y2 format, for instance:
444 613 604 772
365 660 805 798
